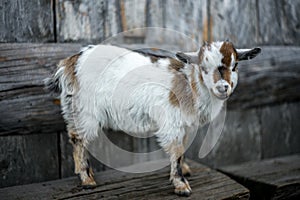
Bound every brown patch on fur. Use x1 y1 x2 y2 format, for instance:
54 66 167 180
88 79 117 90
165 141 185 158
198 46 205 65
168 58 196 114
222 68 231 84
213 67 231 84
213 68 222 83
150 56 159 63
182 162 192 176
60 53 81 88
169 73 195 115
169 91 180 107
150 47 159 51
69 131 80 145
219 42 237 67
191 67 197 95
199 72 204 83
218 42 236 84
169 58 185 71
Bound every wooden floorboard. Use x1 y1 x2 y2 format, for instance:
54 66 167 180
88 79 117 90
219 154 300 200
0 159 249 200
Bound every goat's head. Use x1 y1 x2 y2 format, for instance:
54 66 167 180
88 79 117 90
176 41 261 100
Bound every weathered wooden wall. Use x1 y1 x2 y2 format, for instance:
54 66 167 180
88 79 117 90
0 0 54 42
1 0 300 188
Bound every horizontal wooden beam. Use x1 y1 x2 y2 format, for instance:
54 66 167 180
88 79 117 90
0 43 82 136
1 44 299 136
228 46 300 109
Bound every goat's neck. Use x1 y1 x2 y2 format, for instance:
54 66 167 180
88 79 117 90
182 64 225 123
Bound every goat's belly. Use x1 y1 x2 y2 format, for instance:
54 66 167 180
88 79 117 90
105 110 160 135
100 85 170 134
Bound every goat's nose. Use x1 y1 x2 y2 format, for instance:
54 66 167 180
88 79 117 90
224 85 228 91
216 85 229 93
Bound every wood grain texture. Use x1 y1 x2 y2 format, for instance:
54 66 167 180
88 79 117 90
56 0 106 43
209 0 300 47
0 134 59 188
145 0 204 51
0 43 82 136
0 159 249 200
104 0 123 38
209 0 258 47
186 108 262 168
0 0 54 42
260 103 300 159
219 155 300 199
257 0 300 45
228 46 300 110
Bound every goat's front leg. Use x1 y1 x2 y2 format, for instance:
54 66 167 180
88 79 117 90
168 142 192 196
69 131 96 188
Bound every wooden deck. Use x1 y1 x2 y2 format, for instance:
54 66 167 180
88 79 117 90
219 154 300 200
0 159 249 200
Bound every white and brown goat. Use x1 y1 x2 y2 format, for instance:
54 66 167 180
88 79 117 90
45 41 261 196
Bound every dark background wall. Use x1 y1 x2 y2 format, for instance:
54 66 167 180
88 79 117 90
0 0 299 188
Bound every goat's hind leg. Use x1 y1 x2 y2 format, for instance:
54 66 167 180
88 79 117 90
69 131 96 188
181 134 192 177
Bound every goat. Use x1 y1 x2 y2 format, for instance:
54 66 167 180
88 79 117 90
45 41 261 196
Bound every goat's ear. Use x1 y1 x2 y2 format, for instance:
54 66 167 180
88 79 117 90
176 52 198 64
236 47 261 61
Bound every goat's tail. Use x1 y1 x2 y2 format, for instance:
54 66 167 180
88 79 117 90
44 61 65 93
44 52 81 94
45 46 93 93
44 65 65 93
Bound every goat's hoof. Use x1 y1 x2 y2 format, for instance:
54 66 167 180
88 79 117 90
82 178 97 189
82 184 97 189
174 187 192 197
174 178 192 197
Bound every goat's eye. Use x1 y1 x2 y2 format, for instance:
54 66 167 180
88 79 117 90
218 66 226 74
232 63 238 72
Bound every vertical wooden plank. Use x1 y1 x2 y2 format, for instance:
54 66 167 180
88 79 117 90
145 0 203 51
260 103 300 159
257 0 300 45
0 0 54 42
116 0 147 44
0 134 59 188
209 0 258 47
123 0 146 30
104 0 123 39
56 0 106 43
145 0 164 28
